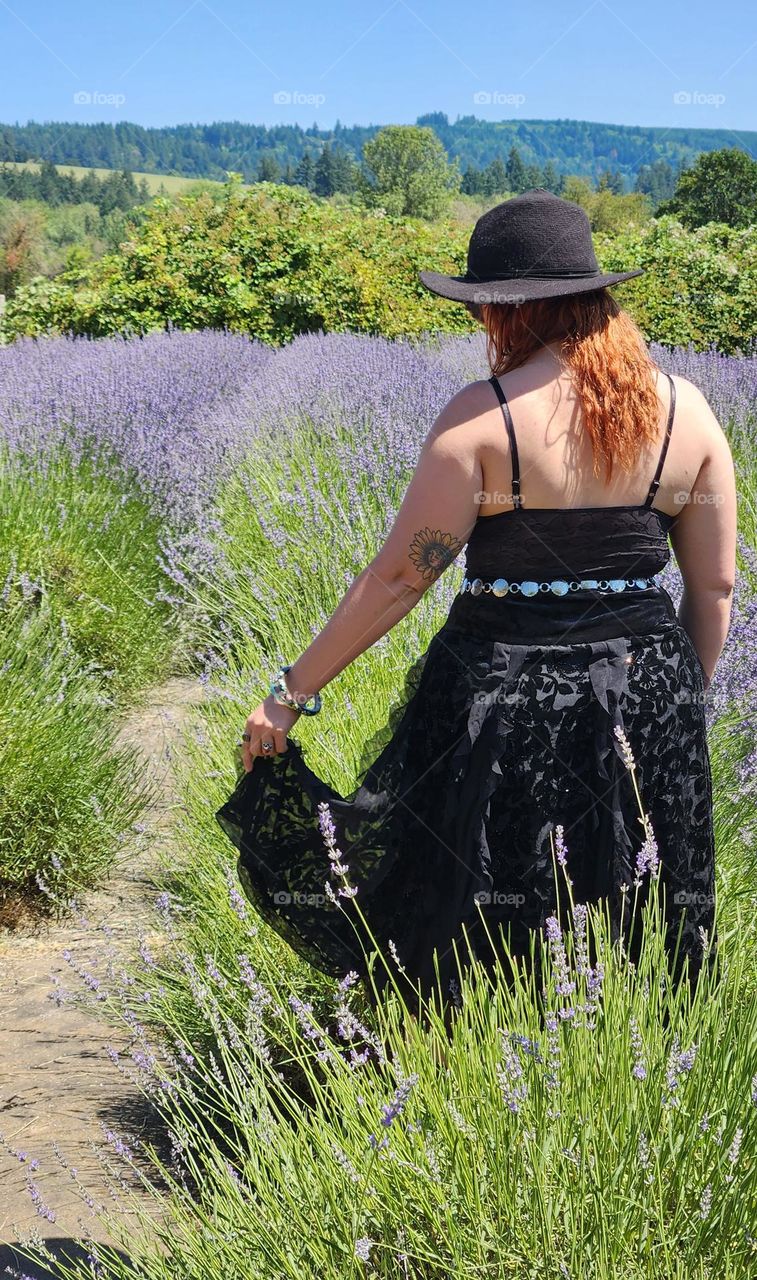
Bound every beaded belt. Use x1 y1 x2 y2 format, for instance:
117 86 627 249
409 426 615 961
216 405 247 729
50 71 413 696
459 573 661 597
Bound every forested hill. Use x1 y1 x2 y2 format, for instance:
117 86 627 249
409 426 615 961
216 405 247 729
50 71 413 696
1 115 755 187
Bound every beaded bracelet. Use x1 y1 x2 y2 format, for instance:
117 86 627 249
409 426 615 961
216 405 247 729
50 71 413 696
269 664 322 716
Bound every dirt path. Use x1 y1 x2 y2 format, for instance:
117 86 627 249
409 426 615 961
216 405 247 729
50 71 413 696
0 676 204 1273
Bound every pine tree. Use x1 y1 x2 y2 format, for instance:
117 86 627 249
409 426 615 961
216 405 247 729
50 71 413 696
461 165 481 196
505 146 527 194
257 154 281 183
485 155 507 195
314 144 337 196
541 160 561 194
596 168 624 195
294 151 316 191
331 144 356 194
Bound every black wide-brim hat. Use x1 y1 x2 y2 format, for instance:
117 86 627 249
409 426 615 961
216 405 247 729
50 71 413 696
419 188 644 305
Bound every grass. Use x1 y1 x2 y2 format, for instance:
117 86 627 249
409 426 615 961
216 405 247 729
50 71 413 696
1 449 174 703
0 596 148 915
3 159 233 197
0 450 175 911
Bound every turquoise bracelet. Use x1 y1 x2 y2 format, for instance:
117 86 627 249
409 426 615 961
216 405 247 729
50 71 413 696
269 664 322 716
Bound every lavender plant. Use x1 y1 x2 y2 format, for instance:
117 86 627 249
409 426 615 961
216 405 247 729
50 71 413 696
10 809 757 1280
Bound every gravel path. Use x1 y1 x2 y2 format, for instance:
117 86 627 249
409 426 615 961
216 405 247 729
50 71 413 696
0 676 204 1274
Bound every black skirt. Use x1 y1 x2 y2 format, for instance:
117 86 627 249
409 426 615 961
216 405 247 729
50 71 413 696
216 588 716 1013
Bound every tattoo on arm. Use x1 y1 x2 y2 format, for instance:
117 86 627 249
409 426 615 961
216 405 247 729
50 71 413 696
408 528 464 582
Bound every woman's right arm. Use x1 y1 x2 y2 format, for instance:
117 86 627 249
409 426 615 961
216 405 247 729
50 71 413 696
669 383 737 689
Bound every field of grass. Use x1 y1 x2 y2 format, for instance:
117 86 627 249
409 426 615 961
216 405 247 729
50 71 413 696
3 158 233 196
2 329 756 1277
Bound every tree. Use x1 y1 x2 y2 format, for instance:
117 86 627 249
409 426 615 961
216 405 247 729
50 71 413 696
461 164 481 196
596 169 624 195
257 154 281 183
360 125 461 220
541 160 562 194
505 146 527 194
294 152 316 191
634 159 676 208
484 155 507 196
314 144 337 196
657 148 757 228
331 145 356 194
0 206 45 296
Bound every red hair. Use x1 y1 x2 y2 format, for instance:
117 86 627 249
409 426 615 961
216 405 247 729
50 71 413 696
474 290 661 483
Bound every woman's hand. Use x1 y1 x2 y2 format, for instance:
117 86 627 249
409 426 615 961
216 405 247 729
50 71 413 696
241 695 300 772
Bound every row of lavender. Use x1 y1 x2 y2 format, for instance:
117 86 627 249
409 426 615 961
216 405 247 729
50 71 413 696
1 329 755 903
2 329 756 718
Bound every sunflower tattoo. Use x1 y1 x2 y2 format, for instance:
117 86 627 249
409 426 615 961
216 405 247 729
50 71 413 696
408 528 464 582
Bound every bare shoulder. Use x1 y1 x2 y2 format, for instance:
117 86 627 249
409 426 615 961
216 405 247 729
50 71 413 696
667 373 731 456
426 378 499 450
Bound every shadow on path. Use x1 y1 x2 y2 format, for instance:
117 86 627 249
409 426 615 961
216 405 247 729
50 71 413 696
0 1238 137 1277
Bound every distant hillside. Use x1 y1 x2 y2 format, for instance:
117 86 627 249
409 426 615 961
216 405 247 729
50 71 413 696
1 116 755 188
2 160 226 197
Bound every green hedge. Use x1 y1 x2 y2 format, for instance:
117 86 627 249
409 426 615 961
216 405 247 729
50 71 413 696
1 182 755 352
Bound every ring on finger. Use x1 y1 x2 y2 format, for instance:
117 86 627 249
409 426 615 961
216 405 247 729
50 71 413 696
261 741 273 753
241 731 251 742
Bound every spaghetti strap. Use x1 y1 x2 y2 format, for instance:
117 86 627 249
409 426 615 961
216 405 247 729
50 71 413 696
488 376 523 509
644 373 676 509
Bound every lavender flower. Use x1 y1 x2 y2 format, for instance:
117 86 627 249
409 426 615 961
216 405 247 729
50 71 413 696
634 821 660 884
545 915 576 998
355 1237 374 1263
614 725 636 771
380 1073 419 1128
497 1032 529 1114
663 1037 698 1106
629 1017 647 1081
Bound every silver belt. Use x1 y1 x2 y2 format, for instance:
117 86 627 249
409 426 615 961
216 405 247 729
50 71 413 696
459 574 661 597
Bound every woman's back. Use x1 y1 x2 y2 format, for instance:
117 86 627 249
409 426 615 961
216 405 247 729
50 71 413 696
473 344 710 519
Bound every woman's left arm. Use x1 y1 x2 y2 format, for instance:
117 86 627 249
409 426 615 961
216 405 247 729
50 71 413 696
240 384 486 768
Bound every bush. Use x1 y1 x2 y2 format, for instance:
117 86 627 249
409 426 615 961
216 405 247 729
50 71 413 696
0 596 147 910
1 451 173 703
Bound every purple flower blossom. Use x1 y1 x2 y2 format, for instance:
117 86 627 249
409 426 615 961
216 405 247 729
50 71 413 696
545 915 576 998
664 1037 698 1106
554 824 568 869
629 1017 647 1081
497 1033 529 1114
634 821 660 884
380 1073 419 1128
355 1237 374 1262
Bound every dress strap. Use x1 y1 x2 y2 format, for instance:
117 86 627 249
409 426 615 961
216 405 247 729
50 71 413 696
488 376 523 509
644 372 676 509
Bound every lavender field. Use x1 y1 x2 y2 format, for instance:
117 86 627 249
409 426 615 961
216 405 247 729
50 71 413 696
2 329 757 1277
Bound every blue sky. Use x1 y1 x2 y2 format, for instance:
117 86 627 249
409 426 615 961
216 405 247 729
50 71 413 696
0 0 754 136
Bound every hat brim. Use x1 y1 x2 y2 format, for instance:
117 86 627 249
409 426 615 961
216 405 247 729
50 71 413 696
418 268 644 304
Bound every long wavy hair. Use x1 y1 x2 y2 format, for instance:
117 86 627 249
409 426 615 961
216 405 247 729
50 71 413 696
469 290 661 483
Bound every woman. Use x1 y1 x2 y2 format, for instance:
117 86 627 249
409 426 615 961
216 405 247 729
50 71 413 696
217 190 736 1017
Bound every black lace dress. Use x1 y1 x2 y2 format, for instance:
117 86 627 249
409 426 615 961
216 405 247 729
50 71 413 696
216 373 716 1013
